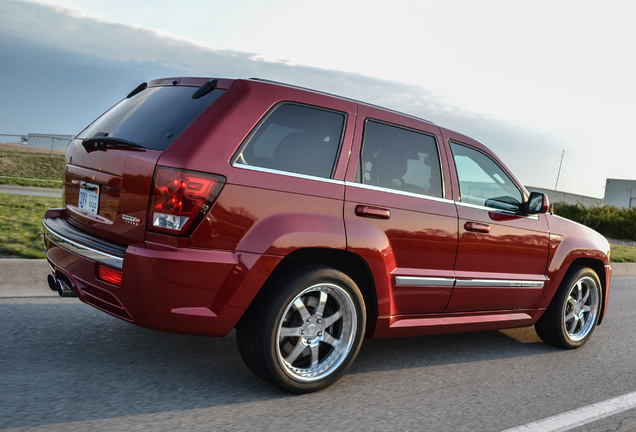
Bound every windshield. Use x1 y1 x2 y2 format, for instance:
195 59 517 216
77 85 225 151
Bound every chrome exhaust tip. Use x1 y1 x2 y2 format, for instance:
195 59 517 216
47 274 58 292
56 278 77 298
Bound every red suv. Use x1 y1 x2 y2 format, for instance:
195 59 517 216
44 77 611 393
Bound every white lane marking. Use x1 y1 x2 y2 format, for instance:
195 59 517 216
502 391 636 432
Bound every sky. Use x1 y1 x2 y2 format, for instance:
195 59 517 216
1 0 634 198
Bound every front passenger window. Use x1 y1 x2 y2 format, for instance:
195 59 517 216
450 141 523 211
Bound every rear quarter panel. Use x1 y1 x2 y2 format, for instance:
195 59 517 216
177 79 358 255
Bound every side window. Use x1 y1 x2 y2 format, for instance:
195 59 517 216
359 120 443 198
232 103 345 178
450 141 523 210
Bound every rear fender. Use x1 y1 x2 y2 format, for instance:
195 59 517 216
236 212 347 255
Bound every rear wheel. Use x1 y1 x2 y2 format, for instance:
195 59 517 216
535 267 601 349
237 266 366 393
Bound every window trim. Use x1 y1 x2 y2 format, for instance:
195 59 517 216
230 101 348 179
357 118 446 200
233 162 346 185
346 181 454 204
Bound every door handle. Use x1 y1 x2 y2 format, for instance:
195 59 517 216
464 221 491 233
355 205 391 219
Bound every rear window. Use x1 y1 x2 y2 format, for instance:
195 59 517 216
77 85 225 151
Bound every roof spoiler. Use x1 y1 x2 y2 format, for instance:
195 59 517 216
126 82 147 99
192 79 218 99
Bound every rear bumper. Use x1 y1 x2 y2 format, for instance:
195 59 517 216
44 216 126 269
43 211 281 336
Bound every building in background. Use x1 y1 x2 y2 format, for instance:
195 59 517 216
603 179 636 209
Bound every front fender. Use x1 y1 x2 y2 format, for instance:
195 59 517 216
540 215 611 311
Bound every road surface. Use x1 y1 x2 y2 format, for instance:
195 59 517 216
1 265 635 431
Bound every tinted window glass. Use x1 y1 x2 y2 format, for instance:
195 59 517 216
78 86 225 151
232 103 345 178
451 141 522 209
360 120 443 198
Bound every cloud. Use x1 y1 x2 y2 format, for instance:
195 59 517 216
0 0 618 197
1 0 484 131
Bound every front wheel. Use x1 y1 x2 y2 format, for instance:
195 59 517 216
535 267 602 349
236 266 366 393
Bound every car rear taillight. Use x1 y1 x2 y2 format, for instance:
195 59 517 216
149 167 225 235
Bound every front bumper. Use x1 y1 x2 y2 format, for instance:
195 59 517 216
43 210 281 336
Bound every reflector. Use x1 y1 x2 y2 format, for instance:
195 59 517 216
97 265 122 286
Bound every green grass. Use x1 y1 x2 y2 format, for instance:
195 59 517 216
0 194 62 258
610 244 636 263
0 149 65 188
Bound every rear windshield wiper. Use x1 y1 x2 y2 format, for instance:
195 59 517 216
82 135 143 153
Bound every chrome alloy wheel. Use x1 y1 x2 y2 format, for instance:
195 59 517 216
276 283 357 382
563 276 600 342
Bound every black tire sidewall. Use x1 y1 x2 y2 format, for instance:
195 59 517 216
536 266 601 349
241 265 366 393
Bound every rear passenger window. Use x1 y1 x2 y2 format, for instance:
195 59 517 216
359 120 443 198
232 103 345 178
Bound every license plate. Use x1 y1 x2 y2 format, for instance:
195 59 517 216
78 181 100 214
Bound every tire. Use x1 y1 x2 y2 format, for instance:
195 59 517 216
535 267 602 349
236 266 366 393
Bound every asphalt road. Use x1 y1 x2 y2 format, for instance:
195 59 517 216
1 273 635 432
0 185 62 197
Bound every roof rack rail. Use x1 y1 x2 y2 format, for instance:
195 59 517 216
246 77 435 125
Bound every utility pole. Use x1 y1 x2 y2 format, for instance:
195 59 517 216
553 150 565 207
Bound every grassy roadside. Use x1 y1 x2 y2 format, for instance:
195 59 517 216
610 245 636 263
0 194 62 258
0 143 65 189
1 191 634 261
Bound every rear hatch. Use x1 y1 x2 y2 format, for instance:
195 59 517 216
63 78 226 245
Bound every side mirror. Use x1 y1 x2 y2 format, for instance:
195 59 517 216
523 192 550 215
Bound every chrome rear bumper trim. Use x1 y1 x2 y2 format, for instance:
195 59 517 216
44 221 125 269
